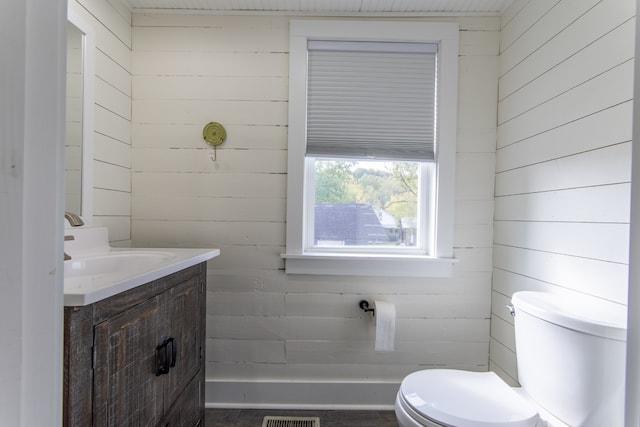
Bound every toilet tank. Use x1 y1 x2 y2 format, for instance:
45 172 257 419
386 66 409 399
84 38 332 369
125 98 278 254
511 291 627 427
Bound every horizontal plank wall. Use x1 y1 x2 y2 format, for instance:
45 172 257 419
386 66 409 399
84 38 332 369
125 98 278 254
131 14 499 408
69 0 132 244
492 0 635 385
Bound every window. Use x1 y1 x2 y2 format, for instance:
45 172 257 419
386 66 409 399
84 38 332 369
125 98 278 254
283 20 459 277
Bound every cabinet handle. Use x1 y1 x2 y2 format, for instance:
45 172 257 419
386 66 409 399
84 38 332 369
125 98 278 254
156 337 177 376
156 340 169 376
167 337 177 368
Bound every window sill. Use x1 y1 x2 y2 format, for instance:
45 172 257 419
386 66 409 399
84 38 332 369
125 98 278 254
281 252 456 277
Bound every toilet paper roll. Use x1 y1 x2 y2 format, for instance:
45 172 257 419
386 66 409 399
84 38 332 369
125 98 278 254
374 300 396 352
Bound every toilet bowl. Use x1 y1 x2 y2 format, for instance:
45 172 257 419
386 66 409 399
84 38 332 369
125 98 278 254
394 291 627 427
395 370 541 427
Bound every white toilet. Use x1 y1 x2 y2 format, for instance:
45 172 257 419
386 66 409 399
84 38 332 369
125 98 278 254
395 291 627 427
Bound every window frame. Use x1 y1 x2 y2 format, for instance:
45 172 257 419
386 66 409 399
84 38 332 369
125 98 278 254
283 20 459 277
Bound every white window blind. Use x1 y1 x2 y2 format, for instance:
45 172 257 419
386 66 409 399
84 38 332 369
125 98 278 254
306 40 438 161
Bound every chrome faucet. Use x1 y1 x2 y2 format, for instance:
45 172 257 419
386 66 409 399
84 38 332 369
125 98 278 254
64 235 74 261
64 211 84 227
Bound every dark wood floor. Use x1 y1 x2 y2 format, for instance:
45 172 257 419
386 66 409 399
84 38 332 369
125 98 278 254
205 408 399 427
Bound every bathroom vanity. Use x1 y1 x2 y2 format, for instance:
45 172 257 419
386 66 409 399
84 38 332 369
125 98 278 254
64 262 207 426
62 226 219 426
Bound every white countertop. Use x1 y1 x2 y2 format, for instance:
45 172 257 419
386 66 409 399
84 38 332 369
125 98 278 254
63 227 220 306
64 247 219 306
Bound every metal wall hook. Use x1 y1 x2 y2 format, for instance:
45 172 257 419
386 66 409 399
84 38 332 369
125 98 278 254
359 300 375 316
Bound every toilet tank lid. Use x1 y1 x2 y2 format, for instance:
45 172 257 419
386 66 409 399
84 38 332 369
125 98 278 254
511 291 627 341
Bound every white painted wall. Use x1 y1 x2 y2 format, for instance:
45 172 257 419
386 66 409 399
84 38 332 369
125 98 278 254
130 14 499 407
68 0 132 245
491 0 636 384
66 0 638 410
0 0 66 424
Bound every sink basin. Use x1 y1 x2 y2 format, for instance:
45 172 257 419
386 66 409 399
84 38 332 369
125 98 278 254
64 251 175 279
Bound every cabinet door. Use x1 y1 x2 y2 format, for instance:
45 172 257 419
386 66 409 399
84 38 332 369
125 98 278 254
158 375 203 427
93 295 164 427
163 276 203 409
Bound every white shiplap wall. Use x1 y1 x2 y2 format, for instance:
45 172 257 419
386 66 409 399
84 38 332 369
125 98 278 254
131 14 499 407
69 0 132 244
491 0 635 385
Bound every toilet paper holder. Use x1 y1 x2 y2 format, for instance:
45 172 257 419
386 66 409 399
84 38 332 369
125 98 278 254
359 300 375 316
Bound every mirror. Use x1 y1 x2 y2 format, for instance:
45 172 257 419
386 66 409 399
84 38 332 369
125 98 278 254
65 10 94 225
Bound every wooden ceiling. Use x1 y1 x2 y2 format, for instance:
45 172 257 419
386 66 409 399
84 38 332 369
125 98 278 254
123 0 515 15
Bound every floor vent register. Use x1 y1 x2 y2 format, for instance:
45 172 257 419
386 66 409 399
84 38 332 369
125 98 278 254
262 416 320 427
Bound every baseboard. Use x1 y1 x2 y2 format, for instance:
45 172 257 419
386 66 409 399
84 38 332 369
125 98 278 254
205 380 399 410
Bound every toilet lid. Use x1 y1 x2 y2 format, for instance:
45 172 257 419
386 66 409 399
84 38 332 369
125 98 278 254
400 370 539 427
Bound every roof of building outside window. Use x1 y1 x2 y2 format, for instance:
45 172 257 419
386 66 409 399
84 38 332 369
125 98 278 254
314 203 390 245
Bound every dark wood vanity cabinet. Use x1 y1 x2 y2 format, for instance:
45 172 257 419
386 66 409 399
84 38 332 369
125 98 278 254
64 263 206 427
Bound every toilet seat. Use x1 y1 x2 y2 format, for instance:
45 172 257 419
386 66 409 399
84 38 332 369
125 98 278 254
398 370 539 427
